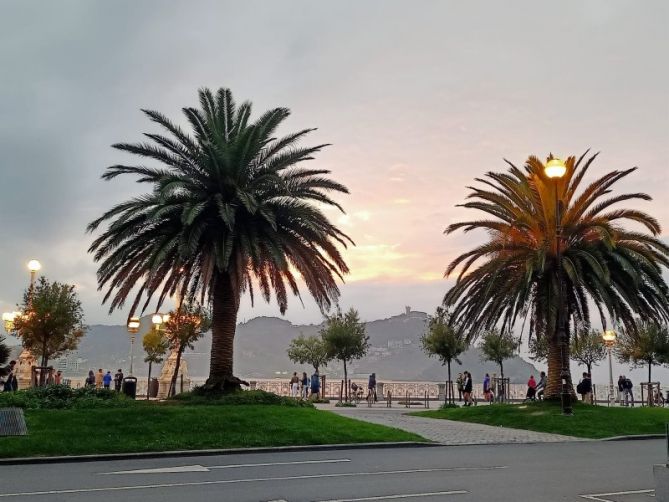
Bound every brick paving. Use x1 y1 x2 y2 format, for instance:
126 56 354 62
319 403 583 445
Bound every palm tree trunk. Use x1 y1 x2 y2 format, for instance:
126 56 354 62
147 362 152 400
205 274 247 393
545 337 575 400
170 348 182 397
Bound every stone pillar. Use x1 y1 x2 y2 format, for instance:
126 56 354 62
17 348 36 390
157 350 190 399
437 383 446 402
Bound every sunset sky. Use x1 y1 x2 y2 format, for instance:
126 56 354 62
1 1 667 330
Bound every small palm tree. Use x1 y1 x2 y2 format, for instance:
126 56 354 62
444 152 669 398
88 87 352 392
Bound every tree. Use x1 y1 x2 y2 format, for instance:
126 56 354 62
321 308 369 402
163 301 211 396
616 322 669 383
0 335 10 368
87 87 352 393
479 330 520 379
421 307 467 404
11 277 85 383
287 334 330 373
444 152 669 399
571 329 606 375
528 336 549 365
143 327 169 400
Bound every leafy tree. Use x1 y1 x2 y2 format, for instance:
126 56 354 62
421 307 467 404
143 327 169 400
444 152 669 399
163 302 211 396
11 277 85 383
571 329 607 374
321 308 369 402
287 334 330 373
616 322 669 383
87 87 352 393
0 335 10 368
479 330 520 379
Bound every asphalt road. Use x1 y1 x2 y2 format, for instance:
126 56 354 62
0 440 663 502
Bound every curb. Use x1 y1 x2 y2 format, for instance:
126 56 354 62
601 434 665 441
0 441 435 465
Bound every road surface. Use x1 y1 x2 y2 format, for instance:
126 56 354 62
0 440 663 501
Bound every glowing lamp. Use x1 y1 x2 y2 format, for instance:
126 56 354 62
27 260 42 272
544 157 567 179
127 317 141 334
602 330 616 345
151 314 164 326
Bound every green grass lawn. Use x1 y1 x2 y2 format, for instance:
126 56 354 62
412 401 669 439
0 404 423 458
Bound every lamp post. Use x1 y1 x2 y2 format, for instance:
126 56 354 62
126 317 140 376
27 260 41 293
602 330 616 405
544 156 573 416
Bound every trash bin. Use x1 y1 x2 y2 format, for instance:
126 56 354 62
122 376 137 399
148 378 159 398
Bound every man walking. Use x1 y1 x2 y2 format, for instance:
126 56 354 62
114 369 123 392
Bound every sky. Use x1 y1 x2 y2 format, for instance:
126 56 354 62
1 0 668 366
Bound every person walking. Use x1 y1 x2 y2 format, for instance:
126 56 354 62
526 374 537 401
617 375 625 405
623 376 634 407
114 369 123 392
290 372 300 398
85 370 95 387
310 371 320 400
2 361 18 392
368 373 377 403
577 372 592 404
54 370 63 385
456 373 464 402
536 371 547 401
483 373 491 403
95 369 103 389
301 372 309 399
103 370 112 390
463 371 474 406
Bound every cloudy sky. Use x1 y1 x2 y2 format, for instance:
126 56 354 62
1 0 667 340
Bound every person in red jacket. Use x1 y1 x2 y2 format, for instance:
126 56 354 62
526 374 537 401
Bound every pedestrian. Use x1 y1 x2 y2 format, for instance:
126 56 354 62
526 374 537 401
114 369 123 392
483 373 492 402
617 375 625 405
2 361 18 392
301 371 309 399
463 371 474 406
368 373 377 403
310 371 321 400
623 376 634 407
103 370 112 390
85 370 95 387
290 371 300 398
54 370 62 385
536 371 547 401
46 366 55 385
456 373 464 402
577 372 592 403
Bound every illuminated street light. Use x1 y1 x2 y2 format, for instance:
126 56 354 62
126 317 141 375
603 330 617 405
544 157 567 179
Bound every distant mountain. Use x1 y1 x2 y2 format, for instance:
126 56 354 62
47 309 538 382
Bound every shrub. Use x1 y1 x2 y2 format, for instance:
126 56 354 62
0 385 134 409
335 401 357 407
171 388 314 408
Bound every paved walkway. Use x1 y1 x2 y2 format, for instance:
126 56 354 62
319 404 583 445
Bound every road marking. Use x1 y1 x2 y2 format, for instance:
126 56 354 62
102 458 351 475
318 491 468 501
580 489 655 501
0 466 506 498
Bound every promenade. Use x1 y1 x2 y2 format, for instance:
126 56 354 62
320 404 581 445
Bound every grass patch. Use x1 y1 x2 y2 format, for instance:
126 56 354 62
0 404 424 458
412 401 669 439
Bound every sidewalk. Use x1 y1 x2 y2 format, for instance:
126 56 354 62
319 403 583 445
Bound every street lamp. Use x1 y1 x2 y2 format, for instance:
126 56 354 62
602 330 617 405
544 156 573 416
27 260 41 290
127 317 140 375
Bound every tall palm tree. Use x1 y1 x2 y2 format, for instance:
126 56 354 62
88 87 352 392
444 151 669 398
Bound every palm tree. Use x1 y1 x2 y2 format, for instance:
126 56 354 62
444 151 669 398
88 87 352 392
